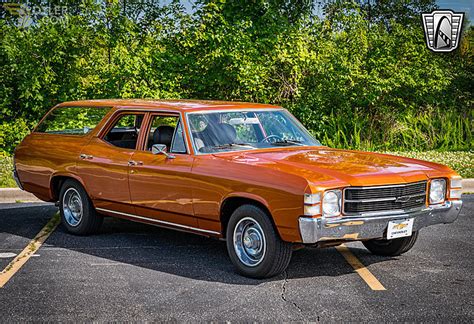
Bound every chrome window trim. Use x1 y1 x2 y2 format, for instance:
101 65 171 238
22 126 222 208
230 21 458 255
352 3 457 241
184 108 320 156
96 207 220 235
97 107 180 138
98 109 191 155
98 111 147 150
146 113 190 154
185 107 284 115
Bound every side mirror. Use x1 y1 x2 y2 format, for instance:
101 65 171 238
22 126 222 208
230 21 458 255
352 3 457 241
152 144 175 159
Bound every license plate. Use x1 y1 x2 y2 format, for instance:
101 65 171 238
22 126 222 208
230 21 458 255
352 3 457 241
387 218 414 240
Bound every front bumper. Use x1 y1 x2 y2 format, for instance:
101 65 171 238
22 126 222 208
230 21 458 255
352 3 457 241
12 168 23 190
298 200 463 244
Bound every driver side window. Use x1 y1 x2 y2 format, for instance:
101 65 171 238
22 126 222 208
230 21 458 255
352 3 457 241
104 113 144 149
145 114 187 154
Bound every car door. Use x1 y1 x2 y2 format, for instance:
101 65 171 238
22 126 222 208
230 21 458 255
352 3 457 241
128 112 197 228
76 111 146 214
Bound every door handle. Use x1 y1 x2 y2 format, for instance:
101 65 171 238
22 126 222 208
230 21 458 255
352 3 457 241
128 160 143 166
80 154 93 160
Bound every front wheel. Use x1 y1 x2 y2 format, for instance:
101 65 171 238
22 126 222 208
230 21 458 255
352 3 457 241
59 179 103 235
363 231 419 256
226 205 292 278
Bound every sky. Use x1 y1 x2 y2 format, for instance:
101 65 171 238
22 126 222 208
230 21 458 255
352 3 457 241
172 0 473 24
438 0 472 23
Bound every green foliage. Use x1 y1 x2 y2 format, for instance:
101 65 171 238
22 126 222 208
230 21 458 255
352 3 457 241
313 107 473 151
383 151 474 178
0 0 472 155
0 118 32 153
36 106 111 134
0 155 16 188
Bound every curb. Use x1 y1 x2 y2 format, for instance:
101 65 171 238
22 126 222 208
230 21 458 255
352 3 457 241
462 179 474 193
1 179 473 203
0 188 41 203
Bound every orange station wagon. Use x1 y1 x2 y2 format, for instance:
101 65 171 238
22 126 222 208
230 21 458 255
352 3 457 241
13 100 463 278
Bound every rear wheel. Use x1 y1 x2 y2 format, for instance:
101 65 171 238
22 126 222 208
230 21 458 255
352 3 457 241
226 204 292 278
59 179 103 235
363 231 419 256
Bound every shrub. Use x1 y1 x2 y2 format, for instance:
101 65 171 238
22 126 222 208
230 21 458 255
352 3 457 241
0 1 472 154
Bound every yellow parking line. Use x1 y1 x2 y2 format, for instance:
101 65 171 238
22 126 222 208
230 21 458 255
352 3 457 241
0 213 60 288
336 244 386 291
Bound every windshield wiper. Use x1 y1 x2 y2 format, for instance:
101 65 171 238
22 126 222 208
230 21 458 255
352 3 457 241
270 139 304 146
209 143 256 150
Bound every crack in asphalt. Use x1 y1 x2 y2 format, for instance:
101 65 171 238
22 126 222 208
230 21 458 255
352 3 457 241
280 270 308 320
280 270 288 301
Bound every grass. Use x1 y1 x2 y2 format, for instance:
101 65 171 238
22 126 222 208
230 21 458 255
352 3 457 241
0 155 16 188
382 151 474 178
0 151 472 188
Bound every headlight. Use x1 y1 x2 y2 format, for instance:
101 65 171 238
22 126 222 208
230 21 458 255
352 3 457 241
322 190 342 217
429 179 446 204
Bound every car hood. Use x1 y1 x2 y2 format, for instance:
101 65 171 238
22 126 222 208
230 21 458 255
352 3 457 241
214 147 452 189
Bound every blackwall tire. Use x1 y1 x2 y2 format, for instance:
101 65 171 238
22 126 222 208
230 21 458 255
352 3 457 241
226 204 292 278
363 231 419 256
59 179 103 235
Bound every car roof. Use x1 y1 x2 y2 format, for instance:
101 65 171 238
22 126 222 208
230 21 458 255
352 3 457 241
57 99 281 112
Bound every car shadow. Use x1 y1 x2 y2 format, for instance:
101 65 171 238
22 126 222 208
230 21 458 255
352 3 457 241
2 205 396 285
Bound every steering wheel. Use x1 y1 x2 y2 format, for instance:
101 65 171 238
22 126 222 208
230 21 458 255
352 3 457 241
260 134 283 143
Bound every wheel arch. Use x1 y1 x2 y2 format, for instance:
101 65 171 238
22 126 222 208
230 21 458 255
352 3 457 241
50 173 87 201
220 193 279 239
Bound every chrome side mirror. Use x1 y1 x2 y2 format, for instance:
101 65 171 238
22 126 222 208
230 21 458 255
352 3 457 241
152 144 175 159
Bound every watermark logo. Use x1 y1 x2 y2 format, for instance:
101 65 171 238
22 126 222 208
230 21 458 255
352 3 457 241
2 2 68 26
3 2 21 15
422 10 464 52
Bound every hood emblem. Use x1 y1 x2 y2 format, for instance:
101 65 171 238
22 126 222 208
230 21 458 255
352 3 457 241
395 195 411 203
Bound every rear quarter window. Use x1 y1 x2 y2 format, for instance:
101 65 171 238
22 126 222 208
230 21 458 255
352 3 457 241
35 106 111 135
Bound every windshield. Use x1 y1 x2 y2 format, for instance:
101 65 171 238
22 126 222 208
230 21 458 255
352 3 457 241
187 109 321 153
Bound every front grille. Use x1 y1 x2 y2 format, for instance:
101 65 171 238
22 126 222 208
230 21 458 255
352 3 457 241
343 181 427 215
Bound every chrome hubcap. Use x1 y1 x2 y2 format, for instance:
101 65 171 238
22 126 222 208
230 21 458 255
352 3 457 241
233 217 266 267
62 188 83 227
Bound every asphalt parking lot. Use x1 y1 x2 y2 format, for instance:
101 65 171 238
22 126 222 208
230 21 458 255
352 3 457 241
0 197 473 322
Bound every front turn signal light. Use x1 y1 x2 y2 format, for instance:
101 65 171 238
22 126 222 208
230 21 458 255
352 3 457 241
304 193 321 205
304 193 321 216
448 177 462 200
449 177 462 189
449 188 462 199
304 204 321 216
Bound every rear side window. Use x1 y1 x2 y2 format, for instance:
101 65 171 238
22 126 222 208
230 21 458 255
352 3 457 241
103 113 144 150
35 106 111 135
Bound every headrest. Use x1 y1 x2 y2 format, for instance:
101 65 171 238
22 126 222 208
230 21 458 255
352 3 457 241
153 125 175 148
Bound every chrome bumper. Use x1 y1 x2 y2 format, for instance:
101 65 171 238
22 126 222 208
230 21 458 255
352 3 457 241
298 200 463 244
12 169 23 190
